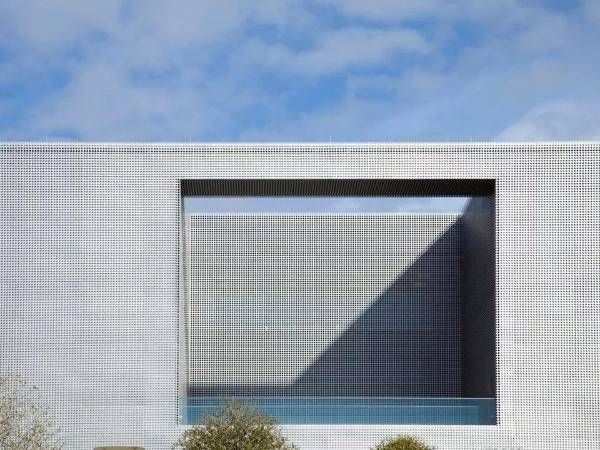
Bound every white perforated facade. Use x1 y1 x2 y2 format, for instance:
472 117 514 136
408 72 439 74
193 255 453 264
1 142 599 449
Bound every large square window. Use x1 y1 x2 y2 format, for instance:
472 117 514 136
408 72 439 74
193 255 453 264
180 179 496 425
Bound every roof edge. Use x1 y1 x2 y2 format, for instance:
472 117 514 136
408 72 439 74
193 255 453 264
1 140 599 150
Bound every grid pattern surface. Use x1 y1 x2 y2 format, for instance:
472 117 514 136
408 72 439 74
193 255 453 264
0 142 599 449
186 214 461 397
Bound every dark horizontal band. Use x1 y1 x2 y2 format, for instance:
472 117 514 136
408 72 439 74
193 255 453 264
181 179 495 197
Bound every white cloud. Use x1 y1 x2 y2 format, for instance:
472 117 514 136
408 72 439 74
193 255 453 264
583 0 600 25
240 4 600 142
317 0 536 29
315 0 464 23
292 27 430 74
29 62 227 140
1 1 599 142
239 27 430 76
497 100 600 141
0 1 122 68
239 95 381 141
331 198 361 212
0 1 289 54
393 197 468 213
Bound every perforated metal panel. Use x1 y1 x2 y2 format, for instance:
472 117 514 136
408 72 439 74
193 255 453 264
186 214 461 397
1 142 599 449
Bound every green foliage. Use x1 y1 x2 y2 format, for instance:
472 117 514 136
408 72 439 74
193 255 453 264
372 435 434 450
174 402 297 450
0 375 62 450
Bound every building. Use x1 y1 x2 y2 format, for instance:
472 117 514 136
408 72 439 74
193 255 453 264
0 142 599 449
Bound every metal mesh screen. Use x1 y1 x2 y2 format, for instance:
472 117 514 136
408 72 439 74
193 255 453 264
186 214 461 398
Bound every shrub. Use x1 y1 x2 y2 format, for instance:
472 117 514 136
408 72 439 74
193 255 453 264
0 374 62 450
372 435 433 450
173 401 297 450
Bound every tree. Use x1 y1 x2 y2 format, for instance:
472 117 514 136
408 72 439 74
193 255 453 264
0 375 62 450
174 401 297 450
372 435 434 450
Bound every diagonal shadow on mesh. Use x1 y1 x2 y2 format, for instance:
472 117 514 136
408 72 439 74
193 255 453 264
189 221 461 397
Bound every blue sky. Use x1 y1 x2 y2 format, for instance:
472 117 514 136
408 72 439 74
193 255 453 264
184 197 470 214
1 1 599 142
